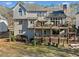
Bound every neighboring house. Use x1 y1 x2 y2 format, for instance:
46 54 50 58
76 12 79 29
76 12 79 35
0 14 8 33
13 2 70 40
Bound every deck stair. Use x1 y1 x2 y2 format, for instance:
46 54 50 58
69 44 79 49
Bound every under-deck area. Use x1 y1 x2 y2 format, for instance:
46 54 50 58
33 24 77 47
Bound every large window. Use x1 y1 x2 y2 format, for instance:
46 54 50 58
63 4 67 9
37 12 45 17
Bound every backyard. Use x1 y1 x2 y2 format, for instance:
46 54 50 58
0 39 79 57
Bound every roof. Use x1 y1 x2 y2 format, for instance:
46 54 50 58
14 2 63 12
47 10 67 18
52 10 64 14
19 2 47 12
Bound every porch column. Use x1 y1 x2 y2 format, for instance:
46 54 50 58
74 33 76 43
67 28 69 44
33 25 37 46
50 28 52 37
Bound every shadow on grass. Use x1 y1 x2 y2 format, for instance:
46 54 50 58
47 46 79 56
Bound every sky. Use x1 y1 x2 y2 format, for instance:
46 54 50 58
0 1 79 8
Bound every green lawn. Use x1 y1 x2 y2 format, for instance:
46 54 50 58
0 42 79 57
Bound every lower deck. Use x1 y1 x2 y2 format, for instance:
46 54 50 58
34 35 78 47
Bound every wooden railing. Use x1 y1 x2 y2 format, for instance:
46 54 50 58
35 24 68 27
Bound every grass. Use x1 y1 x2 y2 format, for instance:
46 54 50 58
0 41 79 57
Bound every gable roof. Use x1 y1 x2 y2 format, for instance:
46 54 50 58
13 2 63 12
18 2 47 12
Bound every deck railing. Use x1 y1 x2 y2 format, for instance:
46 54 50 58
34 24 68 28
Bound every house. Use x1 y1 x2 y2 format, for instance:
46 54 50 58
13 2 73 44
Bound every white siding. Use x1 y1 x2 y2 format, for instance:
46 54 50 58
13 4 27 19
14 19 28 36
28 20 35 28
14 19 34 39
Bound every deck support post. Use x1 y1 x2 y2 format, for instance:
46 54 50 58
41 22 44 45
50 24 52 45
58 27 60 47
74 33 76 43
67 27 69 44
9 31 11 42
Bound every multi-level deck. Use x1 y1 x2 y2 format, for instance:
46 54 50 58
33 16 76 47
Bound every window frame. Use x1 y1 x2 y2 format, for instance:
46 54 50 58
19 30 23 34
19 20 23 25
19 8 22 16
30 21 34 24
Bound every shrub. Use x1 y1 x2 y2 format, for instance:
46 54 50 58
16 35 22 41
11 35 16 41
8 34 16 42
15 35 28 42
31 39 37 46
29 38 34 43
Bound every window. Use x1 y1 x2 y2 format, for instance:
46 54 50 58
37 12 39 16
50 18 52 21
24 11 26 15
19 8 22 16
63 4 67 9
78 26 79 29
60 18 62 20
44 30 46 34
19 30 23 34
37 12 45 17
30 21 34 24
19 20 22 25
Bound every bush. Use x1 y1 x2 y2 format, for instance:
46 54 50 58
29 38 34 43
11 35 16 41
31 39 37 46
16 35 22 41
55 44 58 47
15 35 28 42
8 34 16 42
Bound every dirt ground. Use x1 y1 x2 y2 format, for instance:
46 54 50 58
0 38 79 57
